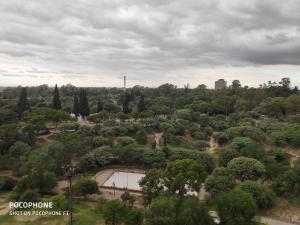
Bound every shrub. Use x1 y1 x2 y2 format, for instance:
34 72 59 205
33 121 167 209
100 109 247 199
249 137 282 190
117 136 135 146
192 131 208 140
51 194 68 210
136 129 148 145
270 132 287 146
0 176 17 191
227 157 266 181
73 178 99 200
15 171 57 194
78 154 98 172
193 140 209 151
240 181 276 209
231 137 266 161
58 122 79 131
205 167 235 198
102 200 126 225
12 189 40 202
216 189 257 225
219 148 240 167
92 136 109 147
214 132 230 145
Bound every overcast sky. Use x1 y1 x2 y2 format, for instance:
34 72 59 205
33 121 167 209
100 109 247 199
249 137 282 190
0 0 300 88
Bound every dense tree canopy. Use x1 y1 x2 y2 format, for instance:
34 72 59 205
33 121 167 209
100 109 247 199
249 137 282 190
0 77 299 223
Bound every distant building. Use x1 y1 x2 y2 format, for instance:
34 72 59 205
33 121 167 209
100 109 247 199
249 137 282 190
215 79 227 90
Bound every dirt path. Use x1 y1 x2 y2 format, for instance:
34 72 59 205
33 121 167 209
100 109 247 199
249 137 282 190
286 149 300 166
0 204 11 216
259 217 298 225
78 116 95 127
207 137 218 154
0 170 13 177
93 169 116 186
53 180 69 194
38 133 53 142
262 198 300 224
154 132 163 147
198 184 209 201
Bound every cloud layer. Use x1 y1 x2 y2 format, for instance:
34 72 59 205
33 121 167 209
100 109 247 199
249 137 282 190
0 0 300 87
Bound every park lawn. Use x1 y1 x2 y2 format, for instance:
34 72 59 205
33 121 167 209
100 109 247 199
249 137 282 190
0 201 104 225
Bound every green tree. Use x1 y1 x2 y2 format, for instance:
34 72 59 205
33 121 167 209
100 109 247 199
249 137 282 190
116 136 135 146
139 169 163 205
231 80 241 89
79 89 90 118
17 87 30 120
0 176 17 191
146 196 213 225
52 84 62 109
73 178 99 200
125 207 143 225
177 197 214 225
28 107 70 132
145 196 177 225
97 99 104 112
27 112 47 134
49 109 70 131
0 107 17 124
286 95 300 114
121 191 136 207
240 181 276 209
162 159 206 196
73 95 79 116
219 148 240 167
231 137 265 161
0 124 19 155
227 157 265 181
260 97 286 117
18 141 69 175
216 189 257 225
138 95 146 112
205 167 235 198
136 129 148 145
123 92 132 114
15 171 57 194
13 189 40 202
102 200 126 225
51 194 68 210
8 141 31 159
272 159 300 199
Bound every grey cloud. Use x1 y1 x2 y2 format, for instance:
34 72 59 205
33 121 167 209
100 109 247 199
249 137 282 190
0 0 300 85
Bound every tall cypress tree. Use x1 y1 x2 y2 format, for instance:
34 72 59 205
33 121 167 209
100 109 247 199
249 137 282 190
17 87 30 120
122 92 131 114
138 95 146 112
79 89 89 118
73 96 79 117
97 99 103 113
52 84 62 109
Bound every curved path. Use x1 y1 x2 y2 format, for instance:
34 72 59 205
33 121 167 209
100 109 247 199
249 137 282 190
260 217 298 225
207 137 218 154
0 204 11 216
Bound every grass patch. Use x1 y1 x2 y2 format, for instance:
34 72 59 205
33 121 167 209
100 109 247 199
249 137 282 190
0 201 104 225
